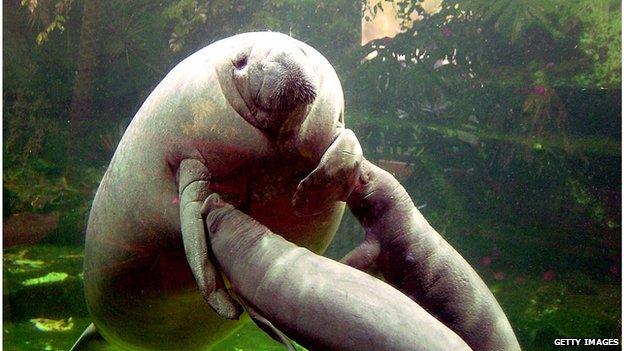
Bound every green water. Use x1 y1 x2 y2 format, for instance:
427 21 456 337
3 0 621 350
2 245 301 351
3 242 620 350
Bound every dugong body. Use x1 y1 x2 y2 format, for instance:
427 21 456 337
83 32 346 350
204 194 472 351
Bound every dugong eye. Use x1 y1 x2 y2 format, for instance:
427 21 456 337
233 54 248 70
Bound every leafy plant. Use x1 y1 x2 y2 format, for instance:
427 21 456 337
19 0 74 45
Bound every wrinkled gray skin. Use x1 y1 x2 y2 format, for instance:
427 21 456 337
78 30 519 351
80 32 357 350
206 154 521 351
204 194 472 351
342 160 521 350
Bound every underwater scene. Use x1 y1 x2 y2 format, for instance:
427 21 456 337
3 0 621 350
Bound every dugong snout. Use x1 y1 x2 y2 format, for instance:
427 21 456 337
254 48 317 111
231 39 318 135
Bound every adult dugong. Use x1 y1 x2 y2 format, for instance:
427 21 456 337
78 32 359 350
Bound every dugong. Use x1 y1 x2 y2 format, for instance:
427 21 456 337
343 160 522 351
78 32 359 350
204 193 472 351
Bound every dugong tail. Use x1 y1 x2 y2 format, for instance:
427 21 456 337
69 323 106 351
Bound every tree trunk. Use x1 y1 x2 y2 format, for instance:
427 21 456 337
66 0 102 181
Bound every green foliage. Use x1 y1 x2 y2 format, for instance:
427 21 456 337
465 0 556 42
568 0 621 87
19 0 74 45
4 89 66 214
492 277 621 350
2 87 102 219
349 0 620 270
163 0 208 52
161 0 360 73
95 1 173 118
6 0 619 258
2 1 621 350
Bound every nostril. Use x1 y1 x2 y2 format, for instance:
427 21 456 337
233 55 248 70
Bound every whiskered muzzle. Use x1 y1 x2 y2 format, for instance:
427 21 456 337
259 59 317 113
250 49 318 135
230 39 320 137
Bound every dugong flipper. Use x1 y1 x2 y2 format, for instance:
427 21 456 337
292 128 363 216
68 324 105 351
178 158 242 318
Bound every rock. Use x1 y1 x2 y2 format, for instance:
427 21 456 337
3 212 59 248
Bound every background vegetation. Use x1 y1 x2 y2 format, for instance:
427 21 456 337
3 0 621 350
